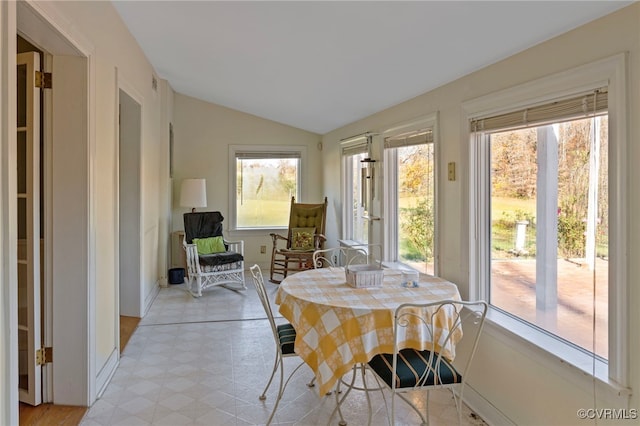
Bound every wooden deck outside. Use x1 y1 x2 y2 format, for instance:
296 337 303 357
492 257 608 358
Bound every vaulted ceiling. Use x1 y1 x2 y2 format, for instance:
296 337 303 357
112 1 633 134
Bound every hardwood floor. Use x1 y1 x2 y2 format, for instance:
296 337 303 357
18 315 141 426
120 315 141 352
19 403 87 426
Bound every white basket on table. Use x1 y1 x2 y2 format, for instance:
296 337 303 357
345 264 383 288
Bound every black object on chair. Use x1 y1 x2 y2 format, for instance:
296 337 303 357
183 211 245 297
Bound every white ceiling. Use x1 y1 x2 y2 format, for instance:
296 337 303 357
112 1 633 134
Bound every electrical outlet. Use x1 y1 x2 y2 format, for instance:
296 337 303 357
332 255 338 264
260 245 266 254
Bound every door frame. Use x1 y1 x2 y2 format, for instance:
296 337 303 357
16 0 97 407
117 79 144 318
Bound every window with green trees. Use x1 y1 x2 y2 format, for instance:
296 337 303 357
232 148 302 229
385 129 435 275
475 93 609 358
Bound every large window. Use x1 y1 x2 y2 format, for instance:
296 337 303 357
381 113 439 274
466 54 628 386
483 114 608 358
341 136 370 244
384 130 435 274
230 146 304 230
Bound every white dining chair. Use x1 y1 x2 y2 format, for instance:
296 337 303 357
367 300 488 425
249 264 312 425
312 244 382 269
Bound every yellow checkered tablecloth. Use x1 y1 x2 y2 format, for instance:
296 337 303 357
275 267 462 395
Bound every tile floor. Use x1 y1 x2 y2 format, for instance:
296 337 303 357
80 277 488 425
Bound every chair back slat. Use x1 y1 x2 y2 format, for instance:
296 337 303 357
312 244 382 268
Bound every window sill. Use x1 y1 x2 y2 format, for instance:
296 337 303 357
484 307 631 403
227 227 287 238
381 261 417 272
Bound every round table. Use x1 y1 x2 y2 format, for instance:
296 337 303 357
275 267 462 395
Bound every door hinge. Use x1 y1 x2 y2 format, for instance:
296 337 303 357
36 347 53 365
35 71 52 89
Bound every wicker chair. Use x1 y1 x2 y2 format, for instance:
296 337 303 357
183 211 245 297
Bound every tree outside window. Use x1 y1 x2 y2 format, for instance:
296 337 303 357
489 116 608 358
233 150 301 229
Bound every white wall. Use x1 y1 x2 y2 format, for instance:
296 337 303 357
172 94 323 268
42 0 170 401
322 4 639 425
0 0 172 414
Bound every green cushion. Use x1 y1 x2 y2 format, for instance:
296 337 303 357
277 323 296 355
192 236 226 255
368 348 461 388
291 227 315 250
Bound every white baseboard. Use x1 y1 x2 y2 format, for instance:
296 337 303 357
464 383 515 426
144 280 161 316
95 348 119 401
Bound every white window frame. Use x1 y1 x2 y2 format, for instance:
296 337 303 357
228 144 306 231
382 112 439 274
340 135 370 244
463 54 629 391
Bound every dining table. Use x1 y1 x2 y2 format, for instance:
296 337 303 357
274 266 463 396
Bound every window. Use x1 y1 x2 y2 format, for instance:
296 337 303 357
465 54 628 386
341 137 369 244
382 113 439 275
384 129 436 274
230 146 304 230
483 113 608 358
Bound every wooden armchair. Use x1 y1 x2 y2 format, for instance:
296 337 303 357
269 197 328 283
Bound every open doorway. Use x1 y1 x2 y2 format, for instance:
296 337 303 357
118 89 142 318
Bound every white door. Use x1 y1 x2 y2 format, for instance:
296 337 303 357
17 51 42 406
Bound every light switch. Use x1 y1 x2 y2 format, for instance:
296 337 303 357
448 162 456 181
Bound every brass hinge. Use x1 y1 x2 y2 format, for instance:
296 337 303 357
35 71 52 89
36 347 53 365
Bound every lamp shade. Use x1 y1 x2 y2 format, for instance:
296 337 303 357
180 179 207 211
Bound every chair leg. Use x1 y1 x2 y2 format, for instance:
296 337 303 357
425 389 431 426
329 365 358 426
265 356 285 426
396 392 428 426
360 365 373 426
196 276 203 297
368 370 391 425
266 360 306 425
269 249 280 283
259 350 281 400
452 388 463 426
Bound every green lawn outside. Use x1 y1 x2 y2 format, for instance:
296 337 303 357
491 196 536 258
491 196 535 222
237 199 291 227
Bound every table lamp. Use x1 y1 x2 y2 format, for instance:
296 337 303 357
179 178 207 212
